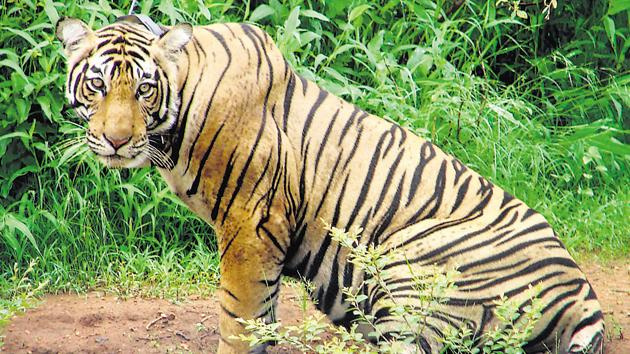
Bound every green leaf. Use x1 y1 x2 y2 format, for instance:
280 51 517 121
284 6 301 37
4 213 39 253
57 141 88 166
603 16 616 50
348 4 371 22
0 131 30 143
0 52 27 81
36 95 52 120
301 9 329 22
1 165 38 198
196 0 212 22
1 27 37 46
249 4 275 22
157 0 184 25
15 98 30 124
299 31 320 46
608 0 630 15
43 0 60 25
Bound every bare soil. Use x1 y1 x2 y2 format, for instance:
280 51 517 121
1 262 628 354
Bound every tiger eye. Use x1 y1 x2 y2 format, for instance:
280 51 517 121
90 78 104 89
138 83 152 94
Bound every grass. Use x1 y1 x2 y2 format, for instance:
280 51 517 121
0 0 628 337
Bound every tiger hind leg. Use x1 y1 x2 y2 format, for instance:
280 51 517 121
565 305 605 354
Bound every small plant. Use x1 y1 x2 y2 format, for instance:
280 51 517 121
441 284 544 354
605 315 624 342
0 259 48 347
237 226 542 353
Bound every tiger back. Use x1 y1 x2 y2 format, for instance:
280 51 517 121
56 16 604 354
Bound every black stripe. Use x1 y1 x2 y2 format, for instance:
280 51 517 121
373 150 405 215
257 225 286 255
450 175 472 214
451 158 467 186
100 48 120 56
241 25 262 81
209 149 238 220
186 123 225 196
500 190 516 208
496 222 551 246
430 228 515 269
313 109 340 175
313 154 343 217
407 160 448 223
372 172 406 245
306 233 332 280
487 204 520 229
571 310 604 336
170 47 193 165
322 252 340 314
282 73 296 131
220 304 239 319
460 259 570 292
299 75 308 96
222 287 240 301
457 238 573 273
385 217 486 267
192 36 206 57
301 90 329 153
247 153 273 203
470 258 529 276
524 301 577 349
345 131 388 227
260 273 282 287
406 141 437 206
126 49 145 61
182 29 231 174
382 126 396 156
338 106 360 145
496 210 519 231
447 270 568 307
539 280 585 314
260 284 280 306
220 227 241 260
340 116 365 170
464 186 493 218
521 208 537 221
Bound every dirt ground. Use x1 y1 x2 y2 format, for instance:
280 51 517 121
1 262 628 354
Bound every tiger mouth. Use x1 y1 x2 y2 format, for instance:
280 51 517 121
96 153 146 168
98 154 132 167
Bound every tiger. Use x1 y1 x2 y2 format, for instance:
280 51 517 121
56 14 604 354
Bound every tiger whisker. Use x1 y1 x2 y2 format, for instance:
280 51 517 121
143 143 174 169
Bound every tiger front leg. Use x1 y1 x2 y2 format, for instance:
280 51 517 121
216 227 285 354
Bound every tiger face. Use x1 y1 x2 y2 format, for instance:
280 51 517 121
55 18 192 168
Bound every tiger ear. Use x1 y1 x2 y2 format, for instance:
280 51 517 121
157 23 193 60
56 17 95 59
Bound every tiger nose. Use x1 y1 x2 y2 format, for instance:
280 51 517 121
103 134 131 149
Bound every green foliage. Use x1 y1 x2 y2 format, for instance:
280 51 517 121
0 0 627 303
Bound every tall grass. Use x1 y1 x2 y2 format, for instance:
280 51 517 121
0 0 628 304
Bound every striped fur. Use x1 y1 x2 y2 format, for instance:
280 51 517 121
57 18 604 354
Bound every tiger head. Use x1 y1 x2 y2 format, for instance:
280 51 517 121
56 17 192 169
